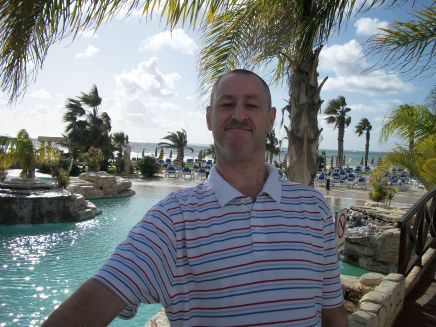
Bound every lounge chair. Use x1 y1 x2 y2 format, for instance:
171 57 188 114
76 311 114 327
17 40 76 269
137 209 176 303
196 168 207 181
355 176 367 189
165 166 178 178
182 167 193 180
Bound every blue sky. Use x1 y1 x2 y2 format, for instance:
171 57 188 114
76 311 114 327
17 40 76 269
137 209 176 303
0 1 434 152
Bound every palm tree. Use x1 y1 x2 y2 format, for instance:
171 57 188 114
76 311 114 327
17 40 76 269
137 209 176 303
158 129 194 166
323 96 352 163
205 144 216 161
265 130 280 165
0 136 13 181
379 103 436 190
380 104 435 150
367 3 436 77
111 132 129 159
355 118 372 167
10 129 36 178
63 85 112 165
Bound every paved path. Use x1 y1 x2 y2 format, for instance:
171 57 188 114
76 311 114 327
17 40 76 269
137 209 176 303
392 258 436 327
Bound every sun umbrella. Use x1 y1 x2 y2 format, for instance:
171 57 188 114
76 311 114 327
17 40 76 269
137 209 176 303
360 156 364 166
142 148 145 158
330 156 334 170
323 155 327 171
371 157 374 165
342 155 346 167
158 148 164 161
169 149 172 159
154 147 158 157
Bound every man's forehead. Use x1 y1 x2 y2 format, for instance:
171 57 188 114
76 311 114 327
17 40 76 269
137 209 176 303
215 93 265 101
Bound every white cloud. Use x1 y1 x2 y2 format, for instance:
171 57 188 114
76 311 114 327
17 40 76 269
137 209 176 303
79 30 99 39
319 40 413 95
142 29 197 55
355 17 389 36
28 89 52 99
76 45 100 58
114 57 181 98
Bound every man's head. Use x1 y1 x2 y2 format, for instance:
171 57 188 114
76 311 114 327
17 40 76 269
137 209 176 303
206 70 276 165
210 69 272 109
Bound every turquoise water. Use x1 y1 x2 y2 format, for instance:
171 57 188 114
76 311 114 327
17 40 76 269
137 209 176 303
0 183 368 327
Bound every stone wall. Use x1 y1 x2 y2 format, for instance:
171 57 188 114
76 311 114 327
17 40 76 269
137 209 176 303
343 273 405 327
67 171 135 199
342 204 409 274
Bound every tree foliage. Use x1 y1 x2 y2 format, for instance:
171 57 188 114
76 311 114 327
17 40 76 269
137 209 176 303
380 101 436 191
158 129 194 165
367 3 436 77
323 95 352 161
63 84 112 166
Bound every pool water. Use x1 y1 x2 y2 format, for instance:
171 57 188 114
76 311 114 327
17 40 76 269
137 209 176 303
0 183 368 327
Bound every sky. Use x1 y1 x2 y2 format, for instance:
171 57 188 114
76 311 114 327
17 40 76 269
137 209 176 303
0 1 434 152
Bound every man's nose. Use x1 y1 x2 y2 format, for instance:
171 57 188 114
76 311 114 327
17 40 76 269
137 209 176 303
232 101 247 121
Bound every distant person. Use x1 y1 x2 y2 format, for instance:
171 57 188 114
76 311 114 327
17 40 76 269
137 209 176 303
42 70 347 326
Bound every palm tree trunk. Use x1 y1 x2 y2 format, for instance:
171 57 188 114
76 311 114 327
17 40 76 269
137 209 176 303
365 130 370 167
337 122 344 162
286 48 324 186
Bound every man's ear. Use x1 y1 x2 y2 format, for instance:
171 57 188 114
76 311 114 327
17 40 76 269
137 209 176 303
267 107 277 132
206 106 212 131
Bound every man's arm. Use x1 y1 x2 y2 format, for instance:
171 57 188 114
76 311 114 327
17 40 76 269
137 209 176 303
41 278 125 327
322 305 348 327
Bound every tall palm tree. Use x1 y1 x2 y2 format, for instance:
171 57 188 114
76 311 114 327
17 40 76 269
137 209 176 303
63 85 112 163
111 132 129 159
158 129 194 166
265 130 280 165
355 118 372 167
323 96 352 163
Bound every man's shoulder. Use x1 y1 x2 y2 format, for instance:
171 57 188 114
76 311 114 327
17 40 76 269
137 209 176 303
279 180 328 204
156 180 215 208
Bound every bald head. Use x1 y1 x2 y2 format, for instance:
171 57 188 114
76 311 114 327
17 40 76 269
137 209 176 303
210 69 272 109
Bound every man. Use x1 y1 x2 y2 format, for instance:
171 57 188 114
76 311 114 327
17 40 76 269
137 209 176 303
42 70 347 326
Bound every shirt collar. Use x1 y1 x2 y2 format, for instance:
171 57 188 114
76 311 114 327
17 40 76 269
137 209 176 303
208 163 282 207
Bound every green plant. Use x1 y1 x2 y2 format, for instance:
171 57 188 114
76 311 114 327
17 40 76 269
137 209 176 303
136 156 159 177
82 147 102 172
368 161 398 206
53 168 70 189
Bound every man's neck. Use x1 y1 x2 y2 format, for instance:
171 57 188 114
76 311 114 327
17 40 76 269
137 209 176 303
214 158 269 202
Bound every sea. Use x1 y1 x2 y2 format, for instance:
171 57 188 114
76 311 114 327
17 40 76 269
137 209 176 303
127 141 386 169
31 139 386 169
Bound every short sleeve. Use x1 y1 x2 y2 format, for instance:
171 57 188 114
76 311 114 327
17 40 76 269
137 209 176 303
93 202 177 319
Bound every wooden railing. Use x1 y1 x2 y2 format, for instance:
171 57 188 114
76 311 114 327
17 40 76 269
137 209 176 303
397 187 436 276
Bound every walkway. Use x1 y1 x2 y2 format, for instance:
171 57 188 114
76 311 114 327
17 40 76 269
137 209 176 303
392 258 436 327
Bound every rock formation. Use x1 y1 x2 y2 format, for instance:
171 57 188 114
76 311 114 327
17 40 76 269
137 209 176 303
67 171 135 199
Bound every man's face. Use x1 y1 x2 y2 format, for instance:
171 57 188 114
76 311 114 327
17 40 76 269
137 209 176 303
206 73 276 164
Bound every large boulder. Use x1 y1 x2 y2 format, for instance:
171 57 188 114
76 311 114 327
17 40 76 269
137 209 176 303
67 171 135 199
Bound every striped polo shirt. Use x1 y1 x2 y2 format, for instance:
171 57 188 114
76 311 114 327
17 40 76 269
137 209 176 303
94 164 343 326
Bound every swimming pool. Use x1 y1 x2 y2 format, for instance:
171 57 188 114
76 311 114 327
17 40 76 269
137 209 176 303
0 182 368 327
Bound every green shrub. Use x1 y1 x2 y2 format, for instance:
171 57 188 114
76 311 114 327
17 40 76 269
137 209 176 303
136 156 159 177
53 168 70 189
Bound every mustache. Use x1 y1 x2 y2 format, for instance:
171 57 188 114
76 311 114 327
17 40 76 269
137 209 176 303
224 120 253 131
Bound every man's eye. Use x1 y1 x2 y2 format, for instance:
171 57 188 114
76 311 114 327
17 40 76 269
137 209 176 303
220 103 233 107
247 104 258 108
